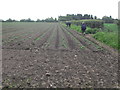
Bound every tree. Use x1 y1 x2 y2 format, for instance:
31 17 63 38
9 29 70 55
84 14 91 19
44 17 56 22
54 18 57 22
20 18 34 22
94 16 97 19
58 16 67 21
110 16 112 18
102 16 113 23
77 14 82 20
26 18 34 22
90 15 93 19
6 18 13 22
20 19 26 22
36 19 41 22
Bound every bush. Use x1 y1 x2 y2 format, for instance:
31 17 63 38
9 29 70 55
86 28 99 34
102 16 114 23
117 20 120 26
70 24 81 32
68 24 99 34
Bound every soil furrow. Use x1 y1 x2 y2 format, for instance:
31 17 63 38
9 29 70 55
60 25 76 50
56 24 69 50
55 25 59 49
3 25 52 50
61 25 104 52
2 22 118 88
36 26 55 48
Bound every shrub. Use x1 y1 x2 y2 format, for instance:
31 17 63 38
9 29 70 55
70 24 81 32
68 24 99 34
86 28 99 34
117 20 120 26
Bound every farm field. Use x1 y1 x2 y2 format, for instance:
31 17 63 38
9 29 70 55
2 22 118 88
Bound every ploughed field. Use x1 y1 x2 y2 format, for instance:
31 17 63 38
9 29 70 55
2 22 118 88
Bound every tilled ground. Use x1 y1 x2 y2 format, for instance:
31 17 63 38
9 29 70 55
2 22 118 88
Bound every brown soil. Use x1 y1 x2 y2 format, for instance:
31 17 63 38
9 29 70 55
2 22 118 88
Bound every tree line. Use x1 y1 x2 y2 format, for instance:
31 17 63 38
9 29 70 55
0 14 118 23
58 14 116 23
58 14 97 21
0 17 58 22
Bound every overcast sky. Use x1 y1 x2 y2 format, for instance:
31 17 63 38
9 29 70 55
0 0 119 20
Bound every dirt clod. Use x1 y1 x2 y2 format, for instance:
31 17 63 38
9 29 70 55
2 23 118 88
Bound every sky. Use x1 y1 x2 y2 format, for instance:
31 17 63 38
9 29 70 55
0 0 119 20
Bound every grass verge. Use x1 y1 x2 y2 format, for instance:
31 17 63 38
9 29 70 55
62 23 119 51
93 32 118 50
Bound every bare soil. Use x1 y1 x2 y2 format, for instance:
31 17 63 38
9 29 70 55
2 22 118 88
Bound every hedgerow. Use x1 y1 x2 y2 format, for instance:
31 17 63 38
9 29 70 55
71 19 104 28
